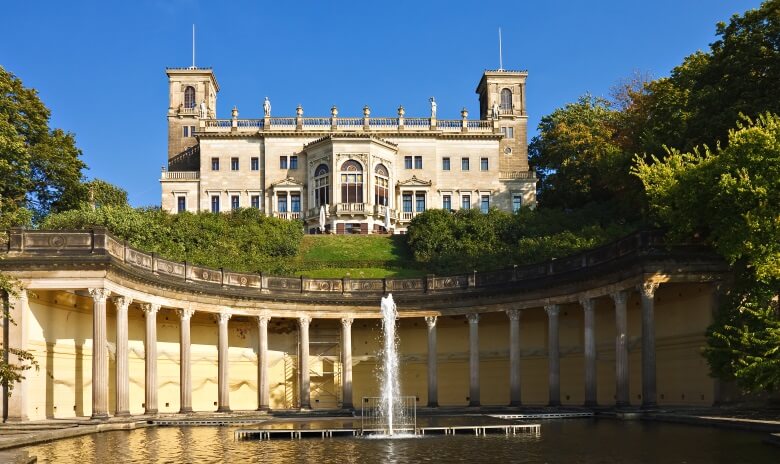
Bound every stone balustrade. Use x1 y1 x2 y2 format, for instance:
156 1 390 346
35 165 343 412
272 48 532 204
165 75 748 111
161 170 200 180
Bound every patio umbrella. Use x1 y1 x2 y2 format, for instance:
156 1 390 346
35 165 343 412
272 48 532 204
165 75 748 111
384 205 391 233
319 205 326 233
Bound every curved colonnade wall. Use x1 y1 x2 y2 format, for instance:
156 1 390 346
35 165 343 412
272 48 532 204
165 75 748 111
0 228 728 421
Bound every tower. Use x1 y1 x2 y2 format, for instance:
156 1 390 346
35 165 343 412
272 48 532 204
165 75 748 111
166 67 219 168
476 70 529 172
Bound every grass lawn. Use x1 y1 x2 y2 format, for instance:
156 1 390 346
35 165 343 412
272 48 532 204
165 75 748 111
299 267 426 279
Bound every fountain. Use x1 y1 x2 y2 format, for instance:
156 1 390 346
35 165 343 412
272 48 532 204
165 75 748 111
379 293 401 436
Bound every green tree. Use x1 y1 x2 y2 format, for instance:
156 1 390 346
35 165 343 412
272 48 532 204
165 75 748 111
634 113 780 391
0 66 86 219
58 178 129 209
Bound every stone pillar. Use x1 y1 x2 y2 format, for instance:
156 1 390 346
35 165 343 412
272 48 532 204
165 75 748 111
216 312 232 412
639 281 659 409
506 309 522 406
341 317 353 409
545 304 561 406
141 303 160 415
177 308 195 413
710 282 725 405
89 288 110 419
5 289 29 421
257 315 270 411
611 290 630 407
111 296 132 416
580 298 597 406
424 316 438 407
298 316 312 409
466 313 480 407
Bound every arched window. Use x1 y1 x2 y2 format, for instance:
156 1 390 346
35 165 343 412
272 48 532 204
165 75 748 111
340 160 363 204
500 88 512 111
184 86 196 109
374 164 389 206
314 164 330 207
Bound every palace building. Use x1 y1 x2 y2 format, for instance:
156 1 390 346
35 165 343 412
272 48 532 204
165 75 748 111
160 67 537 233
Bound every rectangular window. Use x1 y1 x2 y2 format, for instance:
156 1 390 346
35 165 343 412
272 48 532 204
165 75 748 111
177 196 186 213
251 195 260 209
461 157 470 171
251 157 259 171
442 157 450 171
404 156 412 169
415 193 425 212
481 195 490 213
291 193 301 212
211 195 220 213
231 195 239 210
481 158 489 171
290 155 298 170
183 126 189 137
414 155 423 169
211 157 219 171
442 195 451 211
512 193 522 212
402 193 413 213
278 195 288 213
231 157 239 171
280 156 288 169
461 194 471 210
504 127 514 139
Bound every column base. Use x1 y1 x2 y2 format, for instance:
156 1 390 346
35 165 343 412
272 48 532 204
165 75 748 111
114 410 131 417
468 401 481 408
509 401 522 407
90 413 109 420
584 400 598 407
144 409 158 415
615 401 631 409
257 406 271 412
217 406 231 413
179 407 193 414
426 402 439 408
341 403 354 410
641 402 658 410
548 401 561 407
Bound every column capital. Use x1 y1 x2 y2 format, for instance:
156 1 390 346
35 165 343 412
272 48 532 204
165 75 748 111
466 313 480 324
177 308 195 321
424 316 437 328
579 297 595 313
341 317 354 328
111 295 132 311
299 315 312 330
257 314 271 325
140 302 160 315
610 290 628 305
506 309 521 321
214 312 232 324
88 288 110 303
638 281 660 299
544 304 560 317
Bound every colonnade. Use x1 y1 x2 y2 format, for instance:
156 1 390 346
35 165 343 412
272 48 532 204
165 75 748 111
9 281 661 420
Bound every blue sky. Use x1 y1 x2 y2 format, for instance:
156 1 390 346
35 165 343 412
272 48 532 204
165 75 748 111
1 0 764 207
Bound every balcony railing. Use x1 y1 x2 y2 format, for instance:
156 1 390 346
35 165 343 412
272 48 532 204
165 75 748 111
274 211 301 220
499 170 537 180
178 107 199 115
335 202 367 214
161 171 200 180
398 211 421 222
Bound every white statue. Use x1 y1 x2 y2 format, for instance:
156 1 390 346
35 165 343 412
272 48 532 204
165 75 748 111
492 101 500 119
199 100 207 119
429 97 437 119
263 97 271 117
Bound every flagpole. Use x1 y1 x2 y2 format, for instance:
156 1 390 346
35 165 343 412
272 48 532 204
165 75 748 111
499 27 503 71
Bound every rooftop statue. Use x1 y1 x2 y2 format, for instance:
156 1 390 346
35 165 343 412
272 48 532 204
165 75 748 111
263 97 271 117
199 100 207 119
429 97 437 119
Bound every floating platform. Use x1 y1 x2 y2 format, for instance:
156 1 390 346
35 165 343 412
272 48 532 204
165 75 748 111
490 412 594 419
235 423 541 440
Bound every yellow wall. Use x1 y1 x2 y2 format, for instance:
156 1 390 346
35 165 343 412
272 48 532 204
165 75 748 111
17 283 715 420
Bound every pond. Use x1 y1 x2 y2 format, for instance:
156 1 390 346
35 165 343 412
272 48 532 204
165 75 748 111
22 418 780 463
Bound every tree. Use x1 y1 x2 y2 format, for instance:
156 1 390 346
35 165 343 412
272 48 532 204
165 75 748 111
57 178 129 210
634 113 780 391
0 66 86 219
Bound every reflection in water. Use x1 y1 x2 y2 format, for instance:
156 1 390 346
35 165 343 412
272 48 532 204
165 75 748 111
23 420 780 464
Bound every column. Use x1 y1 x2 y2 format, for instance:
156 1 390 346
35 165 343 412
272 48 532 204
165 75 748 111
580 298 597 406
466 313 480 407
89 288 110 419
5 289 29 421
611 290 630 407
506 309 522 406
710 282 724 405
178 308 195 413
216 312 232 412
424 316 438 407
257 315 270 411
141 303 160 415
639 281 659 408
111 296 132 416
341 317 353 409
545 304 561 406
298 316 311 409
